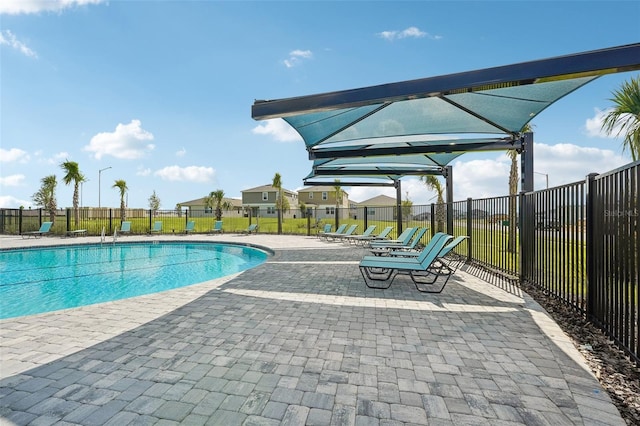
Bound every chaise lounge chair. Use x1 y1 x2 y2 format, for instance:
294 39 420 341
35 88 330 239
119 221 132 235
210 220 224 234
371 228 429 256
317 223 332 239
359 234 454 292
351 226 394 247
319 223 347 241
239 223 258 234
21 221 53 239
184 220 196 234
342 225 377 245
327 224 358 242
369 227 418 253
150 221 163 234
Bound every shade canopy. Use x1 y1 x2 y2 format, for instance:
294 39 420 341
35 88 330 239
252 43 640 183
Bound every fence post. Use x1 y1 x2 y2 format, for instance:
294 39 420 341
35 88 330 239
19 208 23 235
466 198 473 261
518 191 526 283
66 208 71 234
307 210 311 236
149 210 152 233
585 172 599 320
430 203 436 234
109 209 113 234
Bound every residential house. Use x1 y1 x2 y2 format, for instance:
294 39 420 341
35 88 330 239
297 186 349 220
178 196 243 218
241 185 298 219
357 194 397 221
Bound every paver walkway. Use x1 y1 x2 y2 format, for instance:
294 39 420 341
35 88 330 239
0 234 625 425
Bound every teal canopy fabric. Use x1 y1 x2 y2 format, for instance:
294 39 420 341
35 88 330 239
252 44 640 181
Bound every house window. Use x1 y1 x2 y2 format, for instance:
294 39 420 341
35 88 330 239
205 207 212 213
326 207 335 215
322 192 328 200
262 192 268 201
309 192 313 199
267 207 275 215
368 209 375 215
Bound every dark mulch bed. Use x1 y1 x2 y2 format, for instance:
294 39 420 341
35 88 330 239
520 282 640 425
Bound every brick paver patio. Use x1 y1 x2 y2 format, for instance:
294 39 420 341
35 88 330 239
0 234 625 425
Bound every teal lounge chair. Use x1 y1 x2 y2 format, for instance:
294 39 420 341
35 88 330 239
184 220 196 234
372 228 429 256
240 223 258 234
317 223 332 239
328 224 358 242
343 225 377 244
210 220 224 234
319 223 346 241
119 221 132 235
22 221 53 239
351 226 393 247
369 227 418 252
360 234 455 292
151 221 163 234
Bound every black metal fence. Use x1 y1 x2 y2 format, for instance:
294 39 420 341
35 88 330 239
2 161 638 363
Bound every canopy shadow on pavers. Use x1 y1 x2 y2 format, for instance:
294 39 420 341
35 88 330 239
0 237 625 425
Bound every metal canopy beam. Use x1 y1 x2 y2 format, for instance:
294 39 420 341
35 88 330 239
252 43 640 120
309 139 522 160
303 180 397 187
312 168 444 176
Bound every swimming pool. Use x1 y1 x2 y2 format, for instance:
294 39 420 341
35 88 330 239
0 242 269 319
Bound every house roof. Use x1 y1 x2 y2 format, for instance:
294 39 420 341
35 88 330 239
178 196 242 207
242 184 297 195
298 186 349 196
358 194 397 206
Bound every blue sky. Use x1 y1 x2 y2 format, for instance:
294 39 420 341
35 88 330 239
1 1 639 210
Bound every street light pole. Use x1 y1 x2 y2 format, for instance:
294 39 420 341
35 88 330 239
534 171 549 189
98 166 112 208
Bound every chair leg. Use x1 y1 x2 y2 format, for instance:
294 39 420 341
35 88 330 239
360 267 397 289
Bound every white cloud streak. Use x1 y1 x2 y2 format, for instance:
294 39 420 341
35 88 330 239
0 174 26 186
584 107 630 139
0 30 37 58
283 49 312 68
154 165 215 183
84 119 155 160
378 26 441 41
0 148 30 163
252 119 302 142
0 0 105 15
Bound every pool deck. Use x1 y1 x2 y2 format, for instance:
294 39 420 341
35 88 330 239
0 233 625 425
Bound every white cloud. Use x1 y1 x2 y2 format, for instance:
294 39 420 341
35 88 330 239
0 147 30 163
176 147 186 157
0 0 104 15
154 165 215 183
0 174 26 186
0 30 37 58
84 119 155 160
585 107 630 139
136 166 151 177
378 26 441 41
252 119 302 142
0 195 32 208
283 49 313 68
47 151 69 164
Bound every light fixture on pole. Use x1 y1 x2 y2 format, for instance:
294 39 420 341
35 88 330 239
534 171 549 189
98 166 112 208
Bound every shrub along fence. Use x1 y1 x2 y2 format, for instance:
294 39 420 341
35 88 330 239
1 161 637 363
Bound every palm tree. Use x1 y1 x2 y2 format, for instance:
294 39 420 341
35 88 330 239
206 189 227 221
272 173 283 234
420 175 445 232
112 179 128 222
601 76 640 161
401 191 413 225
32 174 57 223
60 160 85 226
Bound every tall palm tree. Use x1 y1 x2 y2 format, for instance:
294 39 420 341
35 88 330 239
505 123 533 253
601 76 640 161
32 174 57 223
272 173 283 234
112 179 128 222
420 175 445 232
60 160 84 226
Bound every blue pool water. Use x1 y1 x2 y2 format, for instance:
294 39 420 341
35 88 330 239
0 242 268 319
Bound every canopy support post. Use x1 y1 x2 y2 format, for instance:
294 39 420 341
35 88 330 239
445 166 454 234
395 179 403 235
521 132 534 193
